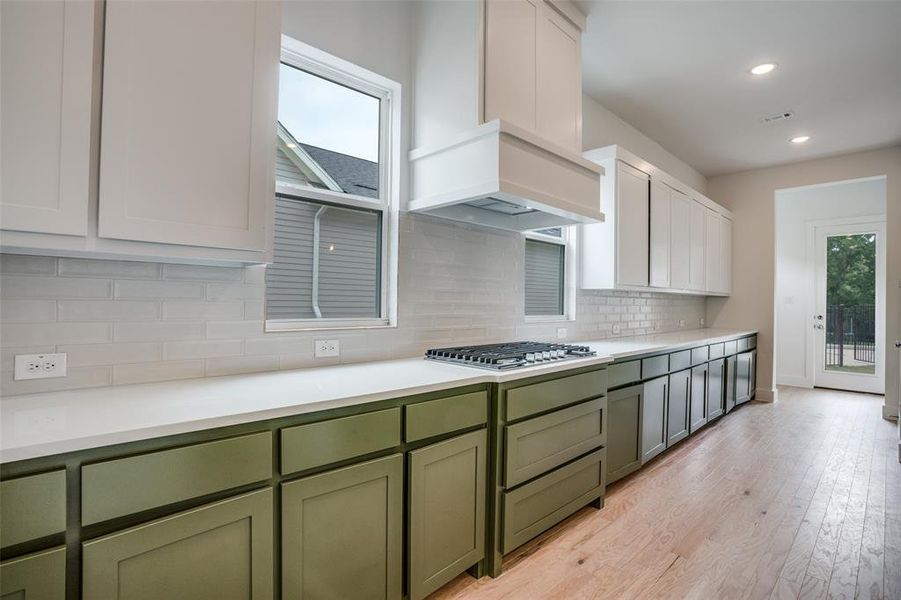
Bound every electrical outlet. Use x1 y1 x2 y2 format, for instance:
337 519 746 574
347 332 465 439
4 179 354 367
314 339 340 358
556 327 567 339
14 353 67 380
700 317 705 326
679 319 686 328
612 324 621 335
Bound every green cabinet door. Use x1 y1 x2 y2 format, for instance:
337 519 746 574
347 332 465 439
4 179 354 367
1 546 65 600
706 358 725 421
666 369 691 447
408 429 486 600
689 363 708 433
83 488 273 600
724 355 737 413
606 384 642 484
749 349 757 400
735 352 753 405
282 454 403 600
640 376 667 464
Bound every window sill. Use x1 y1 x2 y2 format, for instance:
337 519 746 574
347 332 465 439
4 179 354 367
524 315 575 324
265 319 396 333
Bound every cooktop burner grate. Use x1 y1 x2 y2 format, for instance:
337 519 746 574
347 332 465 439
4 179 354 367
425 341 595 370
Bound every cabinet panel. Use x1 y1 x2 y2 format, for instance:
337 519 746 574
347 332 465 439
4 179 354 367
641 354 669 379
408 430 486 600
83 488 273 600
1 470 66 548
705 209 721 293
484 0 538 131
735 351 753 405
282 455 402 600
1 0 94 235
615 161 650 287
98 0 279 251
504 368 606 421
606 384 642 484
504 398 605 487
669 189 691 289
667 369 691 447
1 547 65 600
725 355 737 413
689 363 708 433
720 216 733 294
689 200 706 291
608 360 640 389
707 358 725 421
649 180 672 288
641 376 667 463
535 2 581 152
405 391 487 443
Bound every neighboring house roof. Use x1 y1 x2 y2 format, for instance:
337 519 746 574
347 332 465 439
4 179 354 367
299 144 378 199
276 121 378 199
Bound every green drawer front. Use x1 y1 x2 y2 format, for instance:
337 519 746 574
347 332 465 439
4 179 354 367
1 470 66 547
737 336 753 352
608 361 640 389
1 546 66 600
502 448 605 553
641 355 669 379
723 340 738 355
82 432 272 525
281 407 401 475
691 346 709 365
504 398 605 488
405 391 487 443
747 335 757 350
505 369 606 422
709 343 725 359
669 350 691 372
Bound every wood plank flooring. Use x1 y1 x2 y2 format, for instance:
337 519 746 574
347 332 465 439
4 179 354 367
432 386 900 600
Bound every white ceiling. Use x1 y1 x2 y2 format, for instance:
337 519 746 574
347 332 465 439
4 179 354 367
577 1 901 176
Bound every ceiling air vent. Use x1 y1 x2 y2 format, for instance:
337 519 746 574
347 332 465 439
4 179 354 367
760 111 794 124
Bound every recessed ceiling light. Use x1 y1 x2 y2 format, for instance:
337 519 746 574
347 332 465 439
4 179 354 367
750 63 776 75
286 143 297 149
790 135 810 144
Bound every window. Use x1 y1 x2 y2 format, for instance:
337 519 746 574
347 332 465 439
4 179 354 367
266 37 400 331
524 228 575 319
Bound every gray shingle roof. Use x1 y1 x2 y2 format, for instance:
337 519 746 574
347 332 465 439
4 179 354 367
299 144 379 199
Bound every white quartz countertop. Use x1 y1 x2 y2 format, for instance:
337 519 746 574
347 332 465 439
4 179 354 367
1 328 755 463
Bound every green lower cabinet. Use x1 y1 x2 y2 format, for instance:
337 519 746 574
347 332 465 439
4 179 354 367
1 546 65 600
666 369 691 447
606 384 642 484
82 488 273 600
689 363 708 434
735 351 754 405
408 430 486 600
724 355 737 413
707 358 725 421
640 376 667 464
282 454 403 600
749 350 758 399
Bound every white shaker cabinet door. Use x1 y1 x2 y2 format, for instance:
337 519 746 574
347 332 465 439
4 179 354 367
649 180 671 288
1 0 95 235
615 161 650 287
98 0 280 251
535 2 581 153
704 209 721 293
669 189 691 289
484 0 539 133
720 216 733 294
688 199 706 291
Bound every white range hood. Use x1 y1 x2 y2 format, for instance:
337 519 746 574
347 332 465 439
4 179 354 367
408 120 605 232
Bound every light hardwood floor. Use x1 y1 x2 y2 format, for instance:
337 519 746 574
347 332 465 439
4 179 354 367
433 386 901 599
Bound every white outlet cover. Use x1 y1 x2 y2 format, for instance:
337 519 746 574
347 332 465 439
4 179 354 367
700 317 706 326
314 339 340 358
556 328 567 339
679 319 686 328
612 324 621 335
14 353 67 380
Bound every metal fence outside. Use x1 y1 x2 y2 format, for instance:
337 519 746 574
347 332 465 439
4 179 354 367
825 304 876 367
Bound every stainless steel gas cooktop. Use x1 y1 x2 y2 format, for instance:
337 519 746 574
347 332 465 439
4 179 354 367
424 341 595 371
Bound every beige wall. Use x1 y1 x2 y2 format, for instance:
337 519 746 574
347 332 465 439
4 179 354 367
582 94 708 193
706 146 901 417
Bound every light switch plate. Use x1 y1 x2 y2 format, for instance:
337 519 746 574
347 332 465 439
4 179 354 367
14 353 67 380
700 317 705 326
314 340 340 358
612 324 621 335
679 319 686 328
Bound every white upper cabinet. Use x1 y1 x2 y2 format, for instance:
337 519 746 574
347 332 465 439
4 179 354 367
0 0 95 236
581 145 732 296
649 180 671 289
615 162 650 287
98 0 280 252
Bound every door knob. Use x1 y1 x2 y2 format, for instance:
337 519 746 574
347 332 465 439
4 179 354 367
814 324 824 330
896 340 901 348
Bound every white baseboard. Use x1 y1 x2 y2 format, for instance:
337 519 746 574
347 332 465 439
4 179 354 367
882 404 899 420
754 388 778 403
775 375 812 388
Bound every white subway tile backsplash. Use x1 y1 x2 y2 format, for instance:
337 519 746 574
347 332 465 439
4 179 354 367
1 215 705 392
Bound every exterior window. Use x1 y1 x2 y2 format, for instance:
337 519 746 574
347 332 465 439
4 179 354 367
266 37 400 331
524 228 574 320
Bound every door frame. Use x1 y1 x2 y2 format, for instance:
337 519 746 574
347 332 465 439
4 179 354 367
805 216 886 393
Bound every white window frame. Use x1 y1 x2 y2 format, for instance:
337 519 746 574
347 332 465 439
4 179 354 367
266 36 401 332
523 227 577 322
